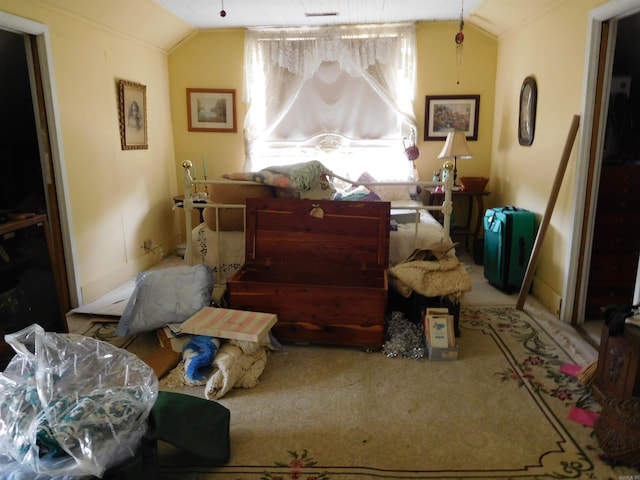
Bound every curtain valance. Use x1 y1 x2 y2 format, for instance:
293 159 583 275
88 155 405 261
244 23 416 97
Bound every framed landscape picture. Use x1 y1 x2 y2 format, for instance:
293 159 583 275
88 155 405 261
118 80 148 150
424 94 480 141
187 88 237 132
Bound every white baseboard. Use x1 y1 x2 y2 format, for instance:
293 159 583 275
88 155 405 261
531 277 563 318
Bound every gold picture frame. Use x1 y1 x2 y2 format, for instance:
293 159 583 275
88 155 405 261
187 88 237 132
118 80 148 150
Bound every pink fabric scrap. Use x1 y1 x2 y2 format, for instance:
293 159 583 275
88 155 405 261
560 363 583 377
568 406 599 428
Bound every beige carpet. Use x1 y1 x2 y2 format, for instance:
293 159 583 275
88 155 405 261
74 305 638 480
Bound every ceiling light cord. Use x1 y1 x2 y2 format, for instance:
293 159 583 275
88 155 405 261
220 0 226 18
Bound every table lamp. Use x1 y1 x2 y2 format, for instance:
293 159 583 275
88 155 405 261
437 131 473 187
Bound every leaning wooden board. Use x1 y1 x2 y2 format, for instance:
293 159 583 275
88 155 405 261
226 198 390 348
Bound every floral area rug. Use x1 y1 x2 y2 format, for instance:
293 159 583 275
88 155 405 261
156 306 640 480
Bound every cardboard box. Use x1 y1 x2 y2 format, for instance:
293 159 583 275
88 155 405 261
427 343 459 361
179 307 277 342
424 308 458 361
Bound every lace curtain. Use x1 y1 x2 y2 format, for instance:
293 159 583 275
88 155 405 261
243 23 418 179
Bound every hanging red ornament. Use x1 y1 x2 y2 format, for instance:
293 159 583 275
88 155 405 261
456 3 465 47
455 1 465 84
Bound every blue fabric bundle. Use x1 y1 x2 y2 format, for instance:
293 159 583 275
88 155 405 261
182 336 221 384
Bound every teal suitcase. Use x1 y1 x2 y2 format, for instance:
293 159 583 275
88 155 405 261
483 206 536 292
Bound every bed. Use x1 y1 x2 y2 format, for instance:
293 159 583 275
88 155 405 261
190 201 450 278
179 159 471 341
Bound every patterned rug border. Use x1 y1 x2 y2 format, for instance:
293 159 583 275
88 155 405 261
154 306 640 480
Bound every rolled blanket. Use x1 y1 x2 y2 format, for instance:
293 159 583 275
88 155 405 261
265 160 329 190
204 343 267 400
182 336 221 385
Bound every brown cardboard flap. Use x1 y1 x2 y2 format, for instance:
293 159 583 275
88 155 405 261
142 347 181 379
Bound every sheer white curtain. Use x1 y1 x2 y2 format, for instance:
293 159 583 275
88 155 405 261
243 23 418 181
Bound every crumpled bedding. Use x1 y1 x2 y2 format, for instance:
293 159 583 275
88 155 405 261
389 250 472 299
222 160 336 199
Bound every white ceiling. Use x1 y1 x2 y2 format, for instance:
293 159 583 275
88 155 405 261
153 0 483 30
151 0 565 37
33 0 567 51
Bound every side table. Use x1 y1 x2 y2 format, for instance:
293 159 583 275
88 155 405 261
173 195 207 223
427 189 490 250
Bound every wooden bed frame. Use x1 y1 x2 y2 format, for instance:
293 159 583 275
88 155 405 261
179 161 455 272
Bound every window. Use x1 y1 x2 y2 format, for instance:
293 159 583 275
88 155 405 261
243 23 418 182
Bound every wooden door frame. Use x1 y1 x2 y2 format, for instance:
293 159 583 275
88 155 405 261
0 12 81 310
562 1 640 325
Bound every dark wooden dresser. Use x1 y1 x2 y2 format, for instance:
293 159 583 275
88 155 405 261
586 163 640 319
591 323 640 403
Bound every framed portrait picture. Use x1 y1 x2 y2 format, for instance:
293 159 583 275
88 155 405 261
518 76 537 146
424 95 480 141
187 88 237 132
118 80 148 150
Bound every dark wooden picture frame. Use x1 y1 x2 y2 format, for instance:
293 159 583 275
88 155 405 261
118 80 148 150
518 76 537 146
187 88 237 132
424 94 480 141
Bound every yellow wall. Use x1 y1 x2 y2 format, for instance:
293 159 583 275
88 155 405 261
1 2 181 303
169 23 497 184
415 22 497 183
491 0 606 314
169 29 247 181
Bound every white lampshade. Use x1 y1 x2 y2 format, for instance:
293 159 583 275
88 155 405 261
437 131 473 159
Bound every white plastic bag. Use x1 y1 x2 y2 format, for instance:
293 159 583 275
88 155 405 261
0 324 158 478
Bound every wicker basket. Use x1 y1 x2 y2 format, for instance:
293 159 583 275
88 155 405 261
594 396 640 467
458 177 489 192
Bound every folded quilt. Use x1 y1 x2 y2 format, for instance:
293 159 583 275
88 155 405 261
389 253 472 299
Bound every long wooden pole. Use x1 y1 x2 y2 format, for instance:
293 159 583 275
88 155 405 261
516 115 581 310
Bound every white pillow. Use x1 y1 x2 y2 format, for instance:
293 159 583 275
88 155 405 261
357 171 411 202
372 185 412 202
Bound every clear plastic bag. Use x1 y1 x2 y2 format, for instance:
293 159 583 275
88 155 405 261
0 324 158 478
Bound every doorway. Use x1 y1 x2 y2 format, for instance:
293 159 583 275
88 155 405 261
564 2 640 346
0 13 78 332
584 13 640 322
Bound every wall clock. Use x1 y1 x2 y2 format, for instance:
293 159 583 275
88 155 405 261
518 76 537 146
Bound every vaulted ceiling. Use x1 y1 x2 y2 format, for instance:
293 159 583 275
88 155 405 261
37 0 566 51
153 0 564 38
